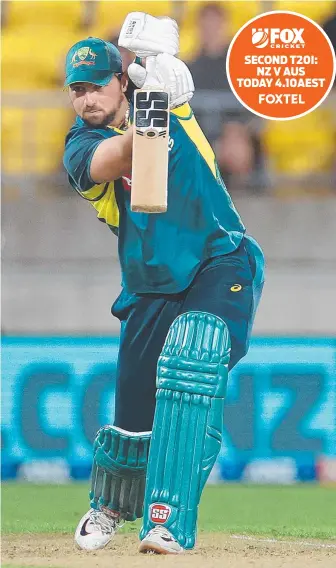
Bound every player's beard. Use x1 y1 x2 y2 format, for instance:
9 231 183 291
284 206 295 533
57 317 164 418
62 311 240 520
82 93 124 128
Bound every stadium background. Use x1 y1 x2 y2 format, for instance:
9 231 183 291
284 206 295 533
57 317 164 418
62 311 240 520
2 0 336 486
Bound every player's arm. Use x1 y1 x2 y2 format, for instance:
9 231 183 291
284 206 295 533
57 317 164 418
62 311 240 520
63 128 126 229
90 127 133 184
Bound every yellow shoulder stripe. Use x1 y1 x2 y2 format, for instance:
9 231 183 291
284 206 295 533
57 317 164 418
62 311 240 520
177 112 217 178
170 103 193 119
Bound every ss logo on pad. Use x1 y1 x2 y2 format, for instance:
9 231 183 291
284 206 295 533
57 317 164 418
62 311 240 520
150 503 172 524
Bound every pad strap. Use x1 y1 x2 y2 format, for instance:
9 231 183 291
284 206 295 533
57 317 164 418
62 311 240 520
90 426 151 521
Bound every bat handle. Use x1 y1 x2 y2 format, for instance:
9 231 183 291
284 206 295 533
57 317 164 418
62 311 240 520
145 55 157 76
144 56 167 91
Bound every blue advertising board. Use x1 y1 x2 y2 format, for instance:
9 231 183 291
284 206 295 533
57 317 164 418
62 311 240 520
2 337 336 482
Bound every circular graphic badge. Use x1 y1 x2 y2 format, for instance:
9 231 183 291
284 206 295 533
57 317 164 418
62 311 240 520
226 11 336 120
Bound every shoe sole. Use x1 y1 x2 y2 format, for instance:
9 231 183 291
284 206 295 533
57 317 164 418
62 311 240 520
74 536 113 552
139 541 182 555
74 541 111 552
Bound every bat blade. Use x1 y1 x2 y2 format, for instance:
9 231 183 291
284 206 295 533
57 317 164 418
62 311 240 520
131 89 170 214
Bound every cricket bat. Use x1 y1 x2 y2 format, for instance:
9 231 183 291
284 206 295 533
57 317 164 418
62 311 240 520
131 88 170 213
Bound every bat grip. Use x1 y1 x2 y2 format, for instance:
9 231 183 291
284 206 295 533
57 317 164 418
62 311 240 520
145 55 157 76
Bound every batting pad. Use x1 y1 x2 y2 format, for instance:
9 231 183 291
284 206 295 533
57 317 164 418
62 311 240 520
90 426 151 521
140 311 230 549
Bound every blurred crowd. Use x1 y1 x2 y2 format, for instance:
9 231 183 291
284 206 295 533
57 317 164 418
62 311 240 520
2 0 336 195
187 3 265 192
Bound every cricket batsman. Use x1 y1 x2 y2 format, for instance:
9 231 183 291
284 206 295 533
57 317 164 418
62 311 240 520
63 12 265 555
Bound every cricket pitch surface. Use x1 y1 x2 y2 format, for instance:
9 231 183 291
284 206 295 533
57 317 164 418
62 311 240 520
3 533 336 568
3 484 336 568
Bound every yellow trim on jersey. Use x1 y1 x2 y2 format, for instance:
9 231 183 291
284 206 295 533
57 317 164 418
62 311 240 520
90 181 119 227
171 103 193 119
81 124 126 228
107 126 125 135
79 181 119 227
81 182 107 201
175 107 217 178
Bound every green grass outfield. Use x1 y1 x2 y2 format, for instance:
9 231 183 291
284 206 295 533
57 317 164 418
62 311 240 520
2 483 336 540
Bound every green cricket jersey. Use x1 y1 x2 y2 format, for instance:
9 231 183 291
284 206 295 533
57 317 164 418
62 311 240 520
63 103 246 294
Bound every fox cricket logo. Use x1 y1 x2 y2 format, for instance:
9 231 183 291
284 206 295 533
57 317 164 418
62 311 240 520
135 90 169 138
252 27 305 49
149 503 172 524
71 47 97 67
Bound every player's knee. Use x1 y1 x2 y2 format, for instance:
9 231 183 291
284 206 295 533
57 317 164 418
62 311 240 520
158 311 231 396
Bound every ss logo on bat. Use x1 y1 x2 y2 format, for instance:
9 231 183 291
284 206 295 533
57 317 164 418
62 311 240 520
135 91 169 129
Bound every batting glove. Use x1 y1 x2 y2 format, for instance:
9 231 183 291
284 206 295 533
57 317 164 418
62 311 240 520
118 12 179 58
128 54 195 109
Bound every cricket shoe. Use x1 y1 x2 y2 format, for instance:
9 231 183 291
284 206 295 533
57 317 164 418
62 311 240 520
74 508 124 551
139 526 184 555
